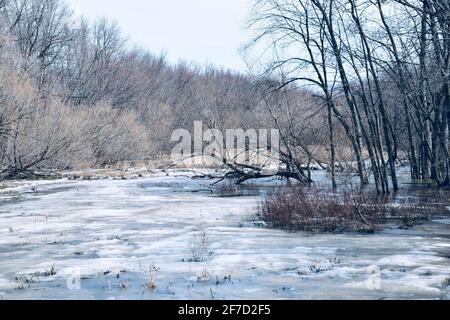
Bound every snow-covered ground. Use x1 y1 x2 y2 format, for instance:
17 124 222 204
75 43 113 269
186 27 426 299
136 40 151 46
0 171 449 300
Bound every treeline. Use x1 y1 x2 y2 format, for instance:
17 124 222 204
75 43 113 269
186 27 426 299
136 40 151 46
246 0 450 192
1 0 448 193
0 0 266 179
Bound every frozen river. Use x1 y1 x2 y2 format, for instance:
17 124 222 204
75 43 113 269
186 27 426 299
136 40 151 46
0 171 450 300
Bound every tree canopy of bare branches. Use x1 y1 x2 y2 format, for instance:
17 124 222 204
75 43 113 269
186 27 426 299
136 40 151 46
245 0 450 191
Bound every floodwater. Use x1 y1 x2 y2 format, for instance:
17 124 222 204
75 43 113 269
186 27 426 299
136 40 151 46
0 170 449 300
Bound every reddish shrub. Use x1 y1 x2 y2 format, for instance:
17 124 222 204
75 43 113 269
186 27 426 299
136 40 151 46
258 187 450 233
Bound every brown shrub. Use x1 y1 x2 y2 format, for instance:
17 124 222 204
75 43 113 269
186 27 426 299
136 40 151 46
69 103 150 168
258 187 450 233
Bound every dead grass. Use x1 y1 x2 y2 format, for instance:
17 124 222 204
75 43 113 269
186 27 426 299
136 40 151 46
191 225 211 262
143 264 158 290
257 187 450 233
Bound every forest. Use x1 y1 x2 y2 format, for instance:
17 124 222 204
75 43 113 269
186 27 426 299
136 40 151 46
0 0 449 194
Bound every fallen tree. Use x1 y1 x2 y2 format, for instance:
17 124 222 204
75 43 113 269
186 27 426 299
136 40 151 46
211 161 312 186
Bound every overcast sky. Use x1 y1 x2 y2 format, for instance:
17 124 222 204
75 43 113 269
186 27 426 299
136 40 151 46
67 0 251 72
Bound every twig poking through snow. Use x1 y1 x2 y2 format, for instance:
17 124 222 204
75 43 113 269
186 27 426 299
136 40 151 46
191 225 211 262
